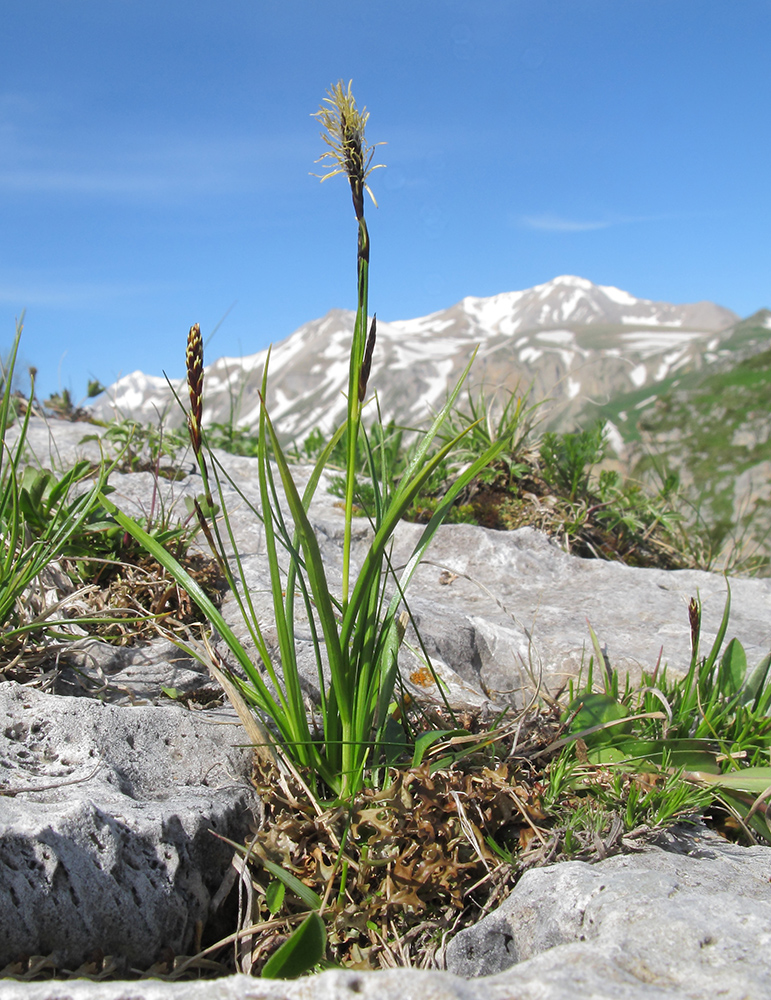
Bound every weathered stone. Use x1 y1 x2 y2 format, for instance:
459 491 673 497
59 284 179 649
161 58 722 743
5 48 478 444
6 828 771 1000
0 682 258 970
389 520 771 702
446 826 771 999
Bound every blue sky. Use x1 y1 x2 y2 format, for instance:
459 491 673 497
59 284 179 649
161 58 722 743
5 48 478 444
2 0 771 403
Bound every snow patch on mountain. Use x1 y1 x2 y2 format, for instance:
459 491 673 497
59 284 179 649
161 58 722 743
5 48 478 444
621 316 683 327
599 283 638 306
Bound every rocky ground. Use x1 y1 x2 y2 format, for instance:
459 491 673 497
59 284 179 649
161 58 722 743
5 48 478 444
2 420 771 999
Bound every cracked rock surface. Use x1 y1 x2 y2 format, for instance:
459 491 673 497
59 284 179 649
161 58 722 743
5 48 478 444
446 826 771 997
0 682 258 970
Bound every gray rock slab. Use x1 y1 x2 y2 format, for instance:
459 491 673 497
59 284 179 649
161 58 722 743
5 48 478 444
6 828 771 1000
0 683 258 970
446 826 771 999
0 961 691 1000
7 417 110 471
390 521 771 702
51 634 214 704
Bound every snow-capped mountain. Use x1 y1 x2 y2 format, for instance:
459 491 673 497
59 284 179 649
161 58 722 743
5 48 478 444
91 275 741 444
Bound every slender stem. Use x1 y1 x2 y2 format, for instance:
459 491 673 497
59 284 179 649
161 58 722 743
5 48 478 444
342 211 370 608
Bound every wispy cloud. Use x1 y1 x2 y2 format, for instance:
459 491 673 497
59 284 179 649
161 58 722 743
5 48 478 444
0 129 314 202
0 277 178 309
518 211 702 233
519 213 620 232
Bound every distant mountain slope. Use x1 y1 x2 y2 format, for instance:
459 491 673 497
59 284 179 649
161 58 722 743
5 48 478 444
91 275 740 444
608 311 771 571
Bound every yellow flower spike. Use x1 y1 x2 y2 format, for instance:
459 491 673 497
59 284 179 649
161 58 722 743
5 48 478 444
312 79 385 219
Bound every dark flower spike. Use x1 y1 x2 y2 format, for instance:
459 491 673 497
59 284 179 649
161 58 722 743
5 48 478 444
186 323 204 458
688 596 701 659
358 315 377 403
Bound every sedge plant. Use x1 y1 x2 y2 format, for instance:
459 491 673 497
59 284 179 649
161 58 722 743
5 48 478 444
101 81 504 802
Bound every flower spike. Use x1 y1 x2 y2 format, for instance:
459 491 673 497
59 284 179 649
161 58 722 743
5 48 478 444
312 79 385 219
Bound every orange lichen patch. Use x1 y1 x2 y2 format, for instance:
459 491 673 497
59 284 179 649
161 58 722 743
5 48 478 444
409 666 435 687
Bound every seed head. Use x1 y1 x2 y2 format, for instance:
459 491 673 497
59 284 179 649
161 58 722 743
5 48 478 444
312 80 385 219
688 597 700 658
186 323 204 456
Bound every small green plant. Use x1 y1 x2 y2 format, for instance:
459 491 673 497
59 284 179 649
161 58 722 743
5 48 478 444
43 377 104 421
438 382 541 485
539 421 607 501
89 418 190 478
0 319 110 654
207 421 261 456
555 585 771 843
102 81 503 802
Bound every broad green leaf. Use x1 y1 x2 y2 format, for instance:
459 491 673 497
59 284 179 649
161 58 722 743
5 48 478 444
261 911 326 979
412 730 454 767
565 692 632 745
585 740 720 773
693 766 771 795
718 638 746 699
265 880 286 916
381 717 407 768
584 745 635 766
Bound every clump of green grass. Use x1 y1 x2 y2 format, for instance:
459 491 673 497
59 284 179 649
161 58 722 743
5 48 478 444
0 340 223 678
551 584 771 846
102 81 503 809
90 417 191 480
0 319 115 668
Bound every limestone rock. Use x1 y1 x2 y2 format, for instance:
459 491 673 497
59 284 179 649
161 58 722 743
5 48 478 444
0 682 258 970
7 827 771 1000
445 826 771 999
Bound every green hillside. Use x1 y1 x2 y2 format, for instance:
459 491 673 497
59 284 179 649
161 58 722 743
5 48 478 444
603 316 771 573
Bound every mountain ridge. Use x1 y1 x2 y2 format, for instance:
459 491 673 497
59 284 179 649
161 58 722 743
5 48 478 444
90 275 744 444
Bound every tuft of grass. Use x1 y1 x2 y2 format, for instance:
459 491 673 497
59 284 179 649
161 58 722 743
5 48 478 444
0 336 221 680
553 584 771 845
0 317 115 666
102 81 504 803
539 421 607 502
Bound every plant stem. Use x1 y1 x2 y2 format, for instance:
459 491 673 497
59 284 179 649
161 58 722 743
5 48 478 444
343 213 370 606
